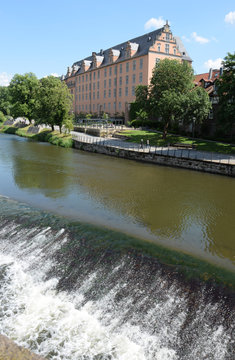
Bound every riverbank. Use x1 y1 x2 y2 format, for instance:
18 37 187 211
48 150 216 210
0 124 73 148
1 123 235 176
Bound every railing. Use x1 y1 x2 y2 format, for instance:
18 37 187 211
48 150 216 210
72 133 234 165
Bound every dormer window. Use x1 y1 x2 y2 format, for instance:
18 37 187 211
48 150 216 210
157 43 161 52
166 33 170 41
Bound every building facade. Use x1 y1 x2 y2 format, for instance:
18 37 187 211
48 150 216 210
63 22 192 117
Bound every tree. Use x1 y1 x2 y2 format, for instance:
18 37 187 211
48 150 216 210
149 59 203 139
217 52 235 138
129 85 149 121
35 76 73 133
0 86 11 115
181 87 211 132
9 73 39 122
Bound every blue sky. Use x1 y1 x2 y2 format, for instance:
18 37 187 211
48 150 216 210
0 0 235 86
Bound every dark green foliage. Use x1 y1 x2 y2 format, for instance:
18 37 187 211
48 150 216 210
217 52 235 138
0 86 11 115
0 111 6 124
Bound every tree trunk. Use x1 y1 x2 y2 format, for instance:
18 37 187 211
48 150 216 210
51 124 54 131
162 121 169 140
59 125 62 133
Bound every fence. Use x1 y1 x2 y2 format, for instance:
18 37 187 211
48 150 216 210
72 134 234 165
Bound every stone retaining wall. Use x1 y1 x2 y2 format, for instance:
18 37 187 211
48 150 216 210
73 140 235 177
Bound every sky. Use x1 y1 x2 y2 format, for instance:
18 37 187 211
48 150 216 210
0 0 235 86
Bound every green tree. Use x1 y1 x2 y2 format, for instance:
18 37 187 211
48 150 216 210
181 87 211 133
149 59 200 139
217 52 235 138
35 76 73 133
0 86 11 115
129 85 149 121
9 73 39 122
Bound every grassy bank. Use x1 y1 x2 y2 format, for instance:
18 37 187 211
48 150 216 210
119 129 235 155
0 124 74 148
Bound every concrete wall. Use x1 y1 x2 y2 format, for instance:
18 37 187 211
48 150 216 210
73 140 235 177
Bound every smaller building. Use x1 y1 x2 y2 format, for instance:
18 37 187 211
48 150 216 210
194 68 223 136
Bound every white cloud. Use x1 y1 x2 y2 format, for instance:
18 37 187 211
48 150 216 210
204 58 223 69
191 32 209 44
0 72 12 86
144 17 166 30
225 11 235 24
50 73 59 77
182 35 191 42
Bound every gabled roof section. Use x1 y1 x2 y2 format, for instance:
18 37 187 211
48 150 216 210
174 36 192 62
73 28 163 72
194 69 221 85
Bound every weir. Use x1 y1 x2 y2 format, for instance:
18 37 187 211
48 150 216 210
0 197 234 360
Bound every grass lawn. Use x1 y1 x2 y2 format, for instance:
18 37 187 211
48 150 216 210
119 130 235 155
0 125 74 148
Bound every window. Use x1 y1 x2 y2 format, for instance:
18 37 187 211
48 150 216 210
79 77 81 83
93 92 95 100
79 85 81 92
108 102 111 111
114 77 117 86
104 90 106 98
165 44 169 54
156 58 160 64
89 104 91 111
89 92 91 100
97 91 99 99
85 105 87 110
157 44 161 52
97 81 99 90
104 68 107 77
104 103 106 110
114 102 116 111
108 89 111 98
132 74 136 83
86 84 88 91
93 104 95 111
109 79 111 87
173 48 176 55
98 70 100 79
126 75 129 85
119 88 122 97
82 75 84 82
93 72 96 80
109 67 112 76
79 94 81 101
114 65 117 75
114 88 116 97
140 58 143 69
82 85 84 92
119 102 121 110
82 94 84 100
139 72 143 83
132 86 135 96
125 87 128 96
89 73 92 81
86 93 87 100
120 64 122 73
166 33 170 41
86 74 88 81
126 62 129 72
104 79 106 88
133 60 136 70
93 83 95 90
119 76 122 86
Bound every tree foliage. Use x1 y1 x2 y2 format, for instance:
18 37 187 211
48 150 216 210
9 73 39 122
217 52 235 137
0 86 11 115
35 76 73 132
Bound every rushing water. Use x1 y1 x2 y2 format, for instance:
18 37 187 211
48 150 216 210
0 134 235 359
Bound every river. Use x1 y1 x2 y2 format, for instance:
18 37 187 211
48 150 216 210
0 133 234 359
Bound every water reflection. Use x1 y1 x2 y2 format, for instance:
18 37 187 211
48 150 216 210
0 133 234 268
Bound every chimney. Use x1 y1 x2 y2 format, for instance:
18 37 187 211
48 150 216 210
208 68 213 80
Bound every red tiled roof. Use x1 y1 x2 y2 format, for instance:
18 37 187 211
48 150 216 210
194 69 221 84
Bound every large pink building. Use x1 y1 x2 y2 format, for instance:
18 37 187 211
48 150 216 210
63 22 192 117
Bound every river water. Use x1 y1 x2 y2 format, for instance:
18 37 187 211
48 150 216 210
0 133 234 359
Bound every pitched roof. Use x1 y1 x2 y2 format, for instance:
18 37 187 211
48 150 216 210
68 27 192 76
194 69 221 84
